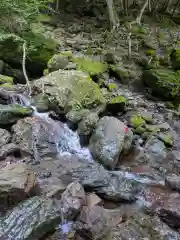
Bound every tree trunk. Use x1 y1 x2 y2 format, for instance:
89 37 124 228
106 0 117 28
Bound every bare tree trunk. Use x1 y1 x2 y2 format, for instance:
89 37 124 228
106 0 117 28
55 0 59 12
136 0 149 24
22 42 31 96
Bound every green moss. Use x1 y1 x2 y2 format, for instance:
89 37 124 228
141 113 153 123
0 83 13 89
36 14 52 23
73 57 108 76
135 126 146 134
157 133 173 147
108 83 117 91
110 64 129 83
43 69 49 76
130 114 145 128
146 49 156 56
145 125 160 133
47 53 69 72
23 31 58 65
110 96 127 104
131 25 148 35
165 101 175 109
0 74 13 84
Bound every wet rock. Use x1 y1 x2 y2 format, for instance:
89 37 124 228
0 163 36 211
12 116 90 159
31 94 51 112
3 64 25 84
89 116 133 169
0 104 33 124
0 196 61 240
76 206 111 239
60 182 86 220
77 112 99 143
110 213 180 239
165 174 180 191
31 155 139 202
0 143 22 160
33 70 105 114
0 128 11 147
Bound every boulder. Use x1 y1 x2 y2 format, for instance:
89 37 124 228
89 116 133 169
165 174 180 192
110 213 180 239
33 70 105 114
60 182 86 220
0 128 11 147
143 69 180 100
47 52 71 72
0 104 33 124
32 156 139 202
0 196 61 239
76 206 111 239
0 163 36 212
0 74 13 85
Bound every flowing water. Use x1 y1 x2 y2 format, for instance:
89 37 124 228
10 93 93 162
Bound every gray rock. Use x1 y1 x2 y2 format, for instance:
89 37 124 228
0 143 22 160
0 128 11 148
89 116 133 169
76 206 111 239
0 196 61 240
33 156 139 202
77 112 99 136
110 213 180 239
60 182 86 220
0 163 36 212
165 174 180 191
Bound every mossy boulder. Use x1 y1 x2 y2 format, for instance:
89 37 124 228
47 51 72 72
0 104 33 124
31 94 51 112
0 33 58 77
73 57 108 76
110 64 130 84
0 74 13 85
107 96 127 114
130 114 145 128
171 49 180 70
33 70 105 114
143 69 180 100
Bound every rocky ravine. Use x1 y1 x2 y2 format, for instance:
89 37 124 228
0 15 180 240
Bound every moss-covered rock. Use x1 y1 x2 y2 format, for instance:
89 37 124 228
143 69 180 100
3 64 25 84
171 49 180 70
0 104 33 124
141 113 153 123
0 33 58 77
110 64 129 83
107 83 117 91
107 96 127 114
135 125 146 135
73 57 108 76
130 114 145 128
47 52 72 72
0 74 13 84
31 94 50 112
156 133 173 147
33 70 105 114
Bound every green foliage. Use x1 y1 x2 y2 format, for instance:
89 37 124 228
0 0 52 33
130 114 145 128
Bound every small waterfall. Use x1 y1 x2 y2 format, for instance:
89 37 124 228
11 93 93 162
